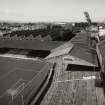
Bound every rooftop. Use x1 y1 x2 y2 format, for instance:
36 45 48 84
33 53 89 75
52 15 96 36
0 38 64 51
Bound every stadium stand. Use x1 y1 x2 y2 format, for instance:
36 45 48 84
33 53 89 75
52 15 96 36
0 38 64 51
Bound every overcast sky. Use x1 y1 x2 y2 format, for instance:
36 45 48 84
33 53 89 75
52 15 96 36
0 0 105 22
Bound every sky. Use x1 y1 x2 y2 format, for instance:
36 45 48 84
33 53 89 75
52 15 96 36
0 0 105 22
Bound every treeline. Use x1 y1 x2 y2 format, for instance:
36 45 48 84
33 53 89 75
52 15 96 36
3 25 76 41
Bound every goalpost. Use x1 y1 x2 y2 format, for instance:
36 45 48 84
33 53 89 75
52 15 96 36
11 82 25 100
7 82 25 105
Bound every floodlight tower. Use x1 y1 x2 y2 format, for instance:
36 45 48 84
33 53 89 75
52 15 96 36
84 11 92 26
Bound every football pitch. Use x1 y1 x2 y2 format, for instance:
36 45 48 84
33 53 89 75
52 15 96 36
0 56 48 105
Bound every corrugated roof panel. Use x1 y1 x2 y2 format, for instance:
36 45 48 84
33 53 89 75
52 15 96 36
51 41 73 52
97 40 105 58
63 55 97 67
70 32 91 47
69 45 98 67
45 46 73 59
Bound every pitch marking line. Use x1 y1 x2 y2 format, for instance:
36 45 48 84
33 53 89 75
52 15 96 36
0 54 39 61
